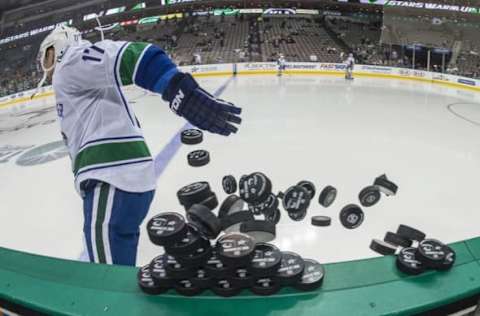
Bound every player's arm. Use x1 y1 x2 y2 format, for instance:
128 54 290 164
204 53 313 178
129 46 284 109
118 42 242 136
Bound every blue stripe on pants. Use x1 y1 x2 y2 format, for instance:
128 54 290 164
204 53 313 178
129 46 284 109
82 180 155 266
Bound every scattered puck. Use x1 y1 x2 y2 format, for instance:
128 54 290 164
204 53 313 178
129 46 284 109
339 204 364 229
250 277 281 296
287 209 307 222
221 210 254 233
250 243 282 277
149 255 174 288
187 204 222 239
416 239 447 269
358 185 381 207
318 185 337 208
384 231 412 248
369 239 398 256
222 175 238 194
175 279 204 296
264 208 281 225
177 181 212 209
211 279 242 297
294 259 325 292
218 195 245 219
137 264 168 295
253 193 279 215
239 172 272 204
374 174 398 196
181 128 203 145
275 251 305 286
146 212 188 246
216 232 256 267
282 185 311 214
187 149 210 167
396 224 426 243
297 180 316 199
311 216 331 227
198 193 219 211
240 220 276 243
396 247 425 275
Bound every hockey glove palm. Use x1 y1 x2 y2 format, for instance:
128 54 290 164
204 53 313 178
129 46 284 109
163 73 242 136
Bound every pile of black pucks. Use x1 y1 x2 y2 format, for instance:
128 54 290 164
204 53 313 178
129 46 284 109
139 205 325 296
369 224 456 275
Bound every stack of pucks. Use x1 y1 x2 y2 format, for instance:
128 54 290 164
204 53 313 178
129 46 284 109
368 224 456 275
281 185 312 221
177 181 218 211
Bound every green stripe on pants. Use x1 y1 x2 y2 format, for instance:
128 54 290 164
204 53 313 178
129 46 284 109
95 183 109 263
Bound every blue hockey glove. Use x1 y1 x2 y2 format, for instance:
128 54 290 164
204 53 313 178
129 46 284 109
162 72 242 136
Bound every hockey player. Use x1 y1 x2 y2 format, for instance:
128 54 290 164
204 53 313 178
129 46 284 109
345 53 355 80
277 53 286 76
36 25 242 266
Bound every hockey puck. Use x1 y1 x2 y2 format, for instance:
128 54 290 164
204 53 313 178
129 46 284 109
175 241 212 268
318 185 337 208
187 204 222 239
146 212 188 246
294 259 325 292
282 185 311 214
396 247 425 275
187 149 210 167
287 209 307 222
204 251 233 278
311 216 331 227
162 254 195 279
384 231 412 248
181 128 203 145
177 181 212 208
396 224 426 243
164 224 205 256
297 180 316 199
250 277 281 296
216 232 256 267
149 255 174 289
239 172 272 204
339 204 364 229
264 208 281 225
222 175 238 194
374 174 398 196
240 220 276 243
248 204 262 216
253 193 279 215
191 268 212 289
198 193 219 211
437 245 456 271
218 195 245 219
358 186 381 207
221 210 254 233
416 239 447 269
275 251 305 286
137 264 169 295
250 243 282 277
369 239 398 256
175 279 204 296
211 279 242 297
231 267 254 288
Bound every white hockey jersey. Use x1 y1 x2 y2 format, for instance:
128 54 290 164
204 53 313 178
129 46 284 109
52 40 156 195
346 56 355 68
